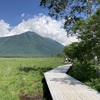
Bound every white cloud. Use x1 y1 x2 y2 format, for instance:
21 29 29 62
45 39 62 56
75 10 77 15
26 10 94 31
21 13 25 17
0 14 78 45
0 20 11 37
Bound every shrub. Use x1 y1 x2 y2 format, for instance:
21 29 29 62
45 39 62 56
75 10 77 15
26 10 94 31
68 62 98 82
85 78 100 92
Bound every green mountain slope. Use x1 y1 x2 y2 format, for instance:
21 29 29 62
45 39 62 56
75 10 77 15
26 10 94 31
0 31 64 57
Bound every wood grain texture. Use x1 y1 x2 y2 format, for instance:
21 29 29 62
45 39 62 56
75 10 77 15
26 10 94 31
44 64 100 100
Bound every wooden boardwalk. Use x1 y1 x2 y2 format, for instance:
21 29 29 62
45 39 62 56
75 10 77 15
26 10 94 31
44 64 100 100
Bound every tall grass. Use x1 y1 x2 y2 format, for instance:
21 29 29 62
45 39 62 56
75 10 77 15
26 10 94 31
0 57 64 100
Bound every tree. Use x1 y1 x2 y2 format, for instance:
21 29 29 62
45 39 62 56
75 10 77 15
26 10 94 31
64 42 78 59
72 8 100 56
72 7 100 74
64 41 93 64
40 0 100 66
40 0 99 33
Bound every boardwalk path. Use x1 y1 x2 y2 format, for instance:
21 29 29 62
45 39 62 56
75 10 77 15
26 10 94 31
44 64 100 100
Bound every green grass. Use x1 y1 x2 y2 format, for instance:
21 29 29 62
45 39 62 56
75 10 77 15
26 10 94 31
0 57 64 100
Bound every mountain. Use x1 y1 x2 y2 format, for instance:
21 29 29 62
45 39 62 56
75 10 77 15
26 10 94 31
0 31 64 57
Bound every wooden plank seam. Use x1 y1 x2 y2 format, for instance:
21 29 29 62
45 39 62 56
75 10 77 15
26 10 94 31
44 64 100 100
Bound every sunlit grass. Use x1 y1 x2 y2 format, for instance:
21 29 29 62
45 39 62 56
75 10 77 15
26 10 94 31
0 57 64 100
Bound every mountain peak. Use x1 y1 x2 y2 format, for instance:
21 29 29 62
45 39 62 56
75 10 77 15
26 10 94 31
0 31 63 57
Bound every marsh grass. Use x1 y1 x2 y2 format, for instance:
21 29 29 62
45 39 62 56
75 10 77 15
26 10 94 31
0 57 64 100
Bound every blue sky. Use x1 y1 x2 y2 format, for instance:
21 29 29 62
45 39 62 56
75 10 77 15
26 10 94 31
0 0 48 26
0 0 78 45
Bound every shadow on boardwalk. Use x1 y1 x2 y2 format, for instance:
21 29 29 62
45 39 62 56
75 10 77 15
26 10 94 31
50 74 85 85
44 64 100 100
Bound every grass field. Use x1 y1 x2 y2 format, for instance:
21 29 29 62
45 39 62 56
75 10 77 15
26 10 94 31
0 57 64 100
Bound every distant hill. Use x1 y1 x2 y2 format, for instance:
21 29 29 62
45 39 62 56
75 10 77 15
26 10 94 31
0 31 64 57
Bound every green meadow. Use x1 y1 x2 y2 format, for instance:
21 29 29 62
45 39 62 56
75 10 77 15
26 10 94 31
0 57 64 100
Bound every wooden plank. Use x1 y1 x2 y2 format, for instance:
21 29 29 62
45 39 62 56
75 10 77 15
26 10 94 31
44 64 100 100
47 64 72 73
